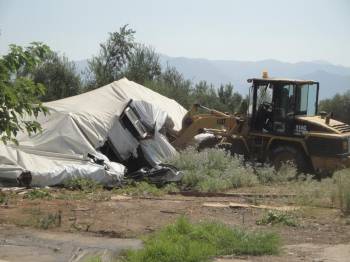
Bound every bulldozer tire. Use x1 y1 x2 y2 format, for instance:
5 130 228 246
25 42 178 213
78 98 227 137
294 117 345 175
269 145 308 173
197 137 221 151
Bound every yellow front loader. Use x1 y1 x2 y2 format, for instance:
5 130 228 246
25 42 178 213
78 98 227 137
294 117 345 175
169 74 350 175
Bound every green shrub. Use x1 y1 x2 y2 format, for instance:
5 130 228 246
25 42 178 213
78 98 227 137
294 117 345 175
20 208 61 229
114 182 165 196
123 217 280 262
224 162 259 188
167 148 259 192
255 164 296 185
256 211 298 227
0 191 7 204
64 178 102 192
37 211 61 229
24 189 52 200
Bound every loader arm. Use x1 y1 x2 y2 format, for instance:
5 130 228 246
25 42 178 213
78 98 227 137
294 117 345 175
170 104 242 149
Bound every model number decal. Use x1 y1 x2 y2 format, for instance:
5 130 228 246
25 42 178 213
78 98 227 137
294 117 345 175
294 125 308 135
217 119 226 125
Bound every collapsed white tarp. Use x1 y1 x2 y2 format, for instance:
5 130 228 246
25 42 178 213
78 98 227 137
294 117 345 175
0 78 187 186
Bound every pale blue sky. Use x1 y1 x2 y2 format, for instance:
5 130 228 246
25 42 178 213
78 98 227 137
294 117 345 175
0 0 349 66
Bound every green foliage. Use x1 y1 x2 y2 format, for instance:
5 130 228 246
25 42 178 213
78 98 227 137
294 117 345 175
166 148 299 192
21 208 61 229
125 44 161 85
319 91 350 124
0 42 51 144
256 164 296 185
256 211 298 227
0 191 7 204
145 66 193 108
37 211 61 229
33 52 82 101
123 217 280 262
84 25 244 113
86 25 136 89
192 81 243 113
114 182 166 196
84 256 103 262
24 189 52 200
167 147 258 192
64 178 102 193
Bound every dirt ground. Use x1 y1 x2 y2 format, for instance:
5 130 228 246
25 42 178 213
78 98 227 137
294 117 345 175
0 188 350 261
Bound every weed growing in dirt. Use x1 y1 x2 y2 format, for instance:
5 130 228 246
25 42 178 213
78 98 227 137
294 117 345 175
84 256 103 262
114 182 166 196
64 178 102 193
37 211 61 229
256 211 298 227
18 208 61 229
122 217 280 262
0 191 7 204
24 189 52 200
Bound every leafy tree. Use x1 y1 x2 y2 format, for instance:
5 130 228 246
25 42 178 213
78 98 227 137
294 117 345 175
86 25 136 89
146 66 193 108
218 83 243 112
125 44 161 85
192 81 243 113
238 95 249 115
0 42 50 144
319 91 350 124
192 81 218 108
33 52 82 101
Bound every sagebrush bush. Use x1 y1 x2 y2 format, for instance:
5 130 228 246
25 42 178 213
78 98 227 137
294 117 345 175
256 164 296 185
114 182 166 196
256 210 298 227
167 147 259 192
167 147 297 192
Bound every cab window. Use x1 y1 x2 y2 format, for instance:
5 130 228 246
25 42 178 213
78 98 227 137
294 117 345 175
273 83 295 120
296 83 318 116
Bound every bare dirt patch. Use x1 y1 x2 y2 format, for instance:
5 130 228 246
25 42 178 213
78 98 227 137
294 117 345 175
1 188 350 261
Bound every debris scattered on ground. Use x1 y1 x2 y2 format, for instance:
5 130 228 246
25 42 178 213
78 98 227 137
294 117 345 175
202 202 299 211
110 195 133 201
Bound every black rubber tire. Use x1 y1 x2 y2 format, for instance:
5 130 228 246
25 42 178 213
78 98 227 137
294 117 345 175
197 137 221 151
269 145 309 173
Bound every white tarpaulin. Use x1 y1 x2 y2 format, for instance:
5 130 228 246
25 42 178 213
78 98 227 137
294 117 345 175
0 78 187 186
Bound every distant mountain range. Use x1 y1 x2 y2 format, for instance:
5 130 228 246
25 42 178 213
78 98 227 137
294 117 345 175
75 56 350 99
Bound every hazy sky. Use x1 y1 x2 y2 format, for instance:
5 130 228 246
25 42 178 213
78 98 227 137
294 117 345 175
0 0 349 66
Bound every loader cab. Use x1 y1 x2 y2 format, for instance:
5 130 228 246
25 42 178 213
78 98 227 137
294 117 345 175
247 76 319 135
